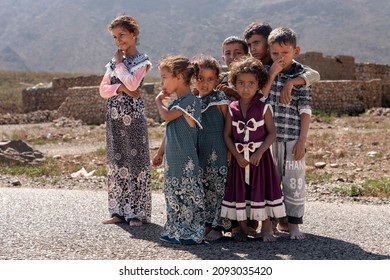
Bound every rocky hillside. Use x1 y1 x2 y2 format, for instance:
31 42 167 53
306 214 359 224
0 0 389 75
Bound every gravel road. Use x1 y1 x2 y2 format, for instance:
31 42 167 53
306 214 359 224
1 186 389 260
1 121 389 261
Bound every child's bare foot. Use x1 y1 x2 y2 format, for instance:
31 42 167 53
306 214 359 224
102 216 123 224
235 221 248 242
129 218 142 227
205 230 223 242
288 223 305 240
261 219 276 242
205 226 212 236
231 226 240 238
234 229 247 242
261 229 276 242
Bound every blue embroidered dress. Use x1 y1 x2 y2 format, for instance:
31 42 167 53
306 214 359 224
161 94 205 244
198 90 231 231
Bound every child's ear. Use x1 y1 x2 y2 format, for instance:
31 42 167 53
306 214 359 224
294 46 301 56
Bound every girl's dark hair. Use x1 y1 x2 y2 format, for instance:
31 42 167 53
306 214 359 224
108 15 140 37
158 55 197 85
228 56 268 90
191 54 221 80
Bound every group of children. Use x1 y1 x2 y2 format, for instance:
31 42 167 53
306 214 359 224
99 15 319 245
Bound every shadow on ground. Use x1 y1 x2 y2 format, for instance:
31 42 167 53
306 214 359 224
117 223 388 260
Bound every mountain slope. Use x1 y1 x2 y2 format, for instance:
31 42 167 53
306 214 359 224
0 0 388 75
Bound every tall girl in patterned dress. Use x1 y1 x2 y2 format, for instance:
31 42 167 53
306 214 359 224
152 55 205 245
220 56 286 242
99 15 152 227
191 55 231 242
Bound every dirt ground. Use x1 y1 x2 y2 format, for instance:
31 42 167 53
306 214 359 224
1 109 389 202
307 110 389 182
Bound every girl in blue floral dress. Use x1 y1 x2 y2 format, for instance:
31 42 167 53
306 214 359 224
153 55 204 245
192 55 231 241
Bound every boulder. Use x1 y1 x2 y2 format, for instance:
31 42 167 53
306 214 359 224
0 140 44 165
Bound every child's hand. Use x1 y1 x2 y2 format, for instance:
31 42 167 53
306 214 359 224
114 49 124 64
235 154 249 168
152 153 163 167
269 57 285 76
249 150 263 166
226 152 232 166
216 84 240 100
280 81 293 105
119 85 141 99
126 90 141 99
192 87 200 96
156 90 170 101
292 140 305 161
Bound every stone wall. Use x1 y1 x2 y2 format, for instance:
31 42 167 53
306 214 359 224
22 75 102 113
296 52 356 80
20 54 390 124
52 75 102 89
56 79 383 123
57 86 106 125
22 85 68 112
355 63 390 81
382 84 390 108
311 79 382 115
142 83 162 123
296 52 390 82
56 83 162 125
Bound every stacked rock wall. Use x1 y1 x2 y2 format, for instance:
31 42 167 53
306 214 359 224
382 84 390 108
142 83 162 123
311 79 382 115
20 54 390 124
22 75 102 113
22 84 68 112
355 63 390 81
51 75 102 89
296 52 356 80
57 86 106 125
56 83 162 125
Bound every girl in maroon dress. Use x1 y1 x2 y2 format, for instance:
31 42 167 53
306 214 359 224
220 57 286 242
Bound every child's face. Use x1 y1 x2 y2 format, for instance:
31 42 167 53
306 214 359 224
222 43 247 69
235 73 259 101
111 26 136 54
269 43 300 72
246 34 268 63
159 67 179 95
194 68 219 97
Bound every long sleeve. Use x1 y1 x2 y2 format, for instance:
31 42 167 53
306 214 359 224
301 65 320 87
99 71 121 99
99 55 151 99
114 63 148 91
99 63 148 99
